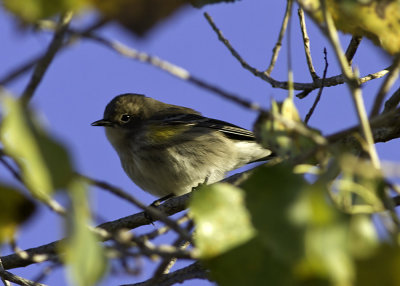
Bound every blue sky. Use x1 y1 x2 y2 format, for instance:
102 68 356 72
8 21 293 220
0 1 398 285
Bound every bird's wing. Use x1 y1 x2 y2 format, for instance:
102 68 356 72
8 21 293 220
157 113 256 141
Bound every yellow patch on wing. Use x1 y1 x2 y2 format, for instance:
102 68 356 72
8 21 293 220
147 125 189 142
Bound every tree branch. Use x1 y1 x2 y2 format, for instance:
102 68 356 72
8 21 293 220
21 12 73 105
122 262 211 286
265 0 293 75
298 8 319 82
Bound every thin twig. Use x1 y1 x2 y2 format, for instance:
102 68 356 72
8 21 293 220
0 168 257 270
0 152 66 216
203 10 388 95
265 0 293 75
321 0 380 169
151 221 194 283
287 3 294 99
77 30 262 112
327 107 400 144
370 55 400 118
122 262 210 286
0 155 23 182
0 258 10 286
21 12 73 105
298 8 318 81
120 233 195 260
384 87 400 113
345 36 362 65
0 18 107 86
138 214 190 241
0 269 46 286
82 175 192 242
72 27 342 146
305 48 329 124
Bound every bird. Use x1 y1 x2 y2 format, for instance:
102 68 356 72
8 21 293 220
91 93 272 198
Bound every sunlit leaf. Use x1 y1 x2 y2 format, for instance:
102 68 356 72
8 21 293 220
293 184 354 285
356 245 400 286
0 184 35 242
63 179 107 286
242 163 307 261
2 0 86 22
190 183 255 258
254 98 319 158
91 0 188 36
298 0 400 54
332 154 385 214
0 95 74 201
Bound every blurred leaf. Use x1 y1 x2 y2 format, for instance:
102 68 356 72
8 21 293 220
2 0 86 22
190 183 255 258
242 163 307 261
255 98 319 158
298 0 400 54
189 0 239 8
0 95 74 201
0 184 35 242
348 214 379 259
356 245 400 286
293 183 354 285
91 0 188 36
63 179 107 286
206 237 296 286
332 154 385 214
242 164 356 284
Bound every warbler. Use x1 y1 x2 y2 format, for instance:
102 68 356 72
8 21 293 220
91 93 272 197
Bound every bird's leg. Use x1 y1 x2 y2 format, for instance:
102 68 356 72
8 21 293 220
150 193 175 207
191 176 209 192
145 193 175 224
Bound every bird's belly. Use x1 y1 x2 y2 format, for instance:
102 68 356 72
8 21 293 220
120 149 226 197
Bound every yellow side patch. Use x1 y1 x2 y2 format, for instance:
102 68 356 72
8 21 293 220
147 125 189 143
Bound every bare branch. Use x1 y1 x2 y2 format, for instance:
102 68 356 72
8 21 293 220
203 10 388 96
151 221 194 283
384 87 400 113
327 108 400 144
0 18 107 87
122 262 210 286
370 55 400 118
298 8 318 81
321 0 380 169
265 0 293 75
0 269 47 286
345 36 362 65
75 29 262 112
82 175 192 242
21 12 73 105
0 151 66 216
305 48 328 124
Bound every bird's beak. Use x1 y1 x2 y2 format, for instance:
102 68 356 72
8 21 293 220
91 119 113 127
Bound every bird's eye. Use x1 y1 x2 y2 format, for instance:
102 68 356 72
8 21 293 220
120 114 131 123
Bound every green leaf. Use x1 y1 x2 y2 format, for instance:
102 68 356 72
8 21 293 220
356 244 400 286
0 184 36 242
0 95 74 201
90 0 187 36
2 0 86 22
206 237 294 286
298 0 400 54
242 163 307 262
255 98 318 158
332 154 385 214
189 183 255 258
63 179 107 286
